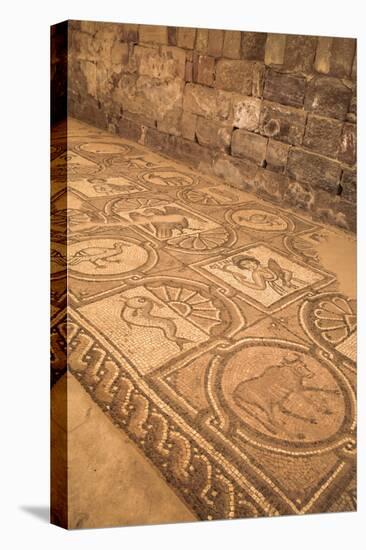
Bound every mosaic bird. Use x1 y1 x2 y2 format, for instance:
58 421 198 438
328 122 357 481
120 295 191 350
68 242 127 268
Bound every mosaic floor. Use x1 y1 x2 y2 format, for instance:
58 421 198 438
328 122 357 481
51 118 356 528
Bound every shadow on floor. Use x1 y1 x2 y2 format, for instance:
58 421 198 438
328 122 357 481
20 505 49 523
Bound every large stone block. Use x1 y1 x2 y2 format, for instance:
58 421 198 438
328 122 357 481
123 24 139 43
134 45 186 80
303 115 343 158
263 69 306 108
314 37 356 78
183 83 231 120
181 111 197 141
265 139 290 173
232 95 261 131
287 148 341 191
144 126 176 153
215 59 253 94
304 77 352 120
339 123 356 165
283 35 317 74
177 27 196 49
196 117 231 151
173 136 215 169
117 74 184 123
195 29 209 53
265 34 286 66
167 27 177 46
254 168 290 202
260 101 306 145
70 30 98 62
241 32 267 61
223 31 241 59
139 25 168 45
232 129 268 165
111 41 129 66
157 108 182 136
195 55 215 87
213 153 258 190
118 116 142 141
208 29 224 57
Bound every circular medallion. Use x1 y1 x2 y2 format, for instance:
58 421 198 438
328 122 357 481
139 169 196 188
212 341 353 451
77 141 131 155
67 237 150 280
228 208 290 232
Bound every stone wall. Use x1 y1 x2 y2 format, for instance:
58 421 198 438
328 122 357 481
68 21 357 231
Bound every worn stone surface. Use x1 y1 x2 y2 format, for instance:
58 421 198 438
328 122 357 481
135 45 185 80
123 24 139 43
283 35 317 74
183 83 231 120
223 30 241 59
208 29 224 57
215 59 253 94
177 27 196 49
255 168 290 202
315 37 356 78
232 95 261 131
232 129 267 165
68 22 357 233
303 115 343 158
139 25 168 45
196 117 231 151
63 374 195 528
252 63 265 97
157 108 182 136
167 26 177 46
213 153 258 189
195 28 209 53
266 139 290 173
339 123 356 165
260 101 306 145
264 69 306 108
241 32 267 61
341 168 357 203
265 34 286 66
195 55 215 86
284 179 315 211
181 110 197 141
287 148 341 191
305 77 352 120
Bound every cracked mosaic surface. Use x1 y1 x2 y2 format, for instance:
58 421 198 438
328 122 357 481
51 118 356 527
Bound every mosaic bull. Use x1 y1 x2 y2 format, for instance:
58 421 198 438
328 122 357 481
233 353 341 438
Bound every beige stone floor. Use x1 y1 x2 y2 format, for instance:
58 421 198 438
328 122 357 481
51 118 356 529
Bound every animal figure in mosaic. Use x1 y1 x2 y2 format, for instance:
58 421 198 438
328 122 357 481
68 241 127 268
237 212 283 228
223 255 306 296
233 353 340 438
129 207 191 239
120 295 191 350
